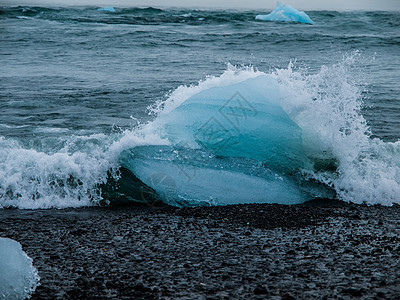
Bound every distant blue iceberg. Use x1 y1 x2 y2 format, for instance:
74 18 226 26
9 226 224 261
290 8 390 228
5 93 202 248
97 6 116 12
256 2 314 24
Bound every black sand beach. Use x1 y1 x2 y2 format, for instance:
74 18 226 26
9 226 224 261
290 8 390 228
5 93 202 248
2 201 400 299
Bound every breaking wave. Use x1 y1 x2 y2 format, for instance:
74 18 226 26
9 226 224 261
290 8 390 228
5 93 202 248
1 54 400 208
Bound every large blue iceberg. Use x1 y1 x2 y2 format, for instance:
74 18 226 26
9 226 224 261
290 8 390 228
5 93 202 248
256 2 314 24
158 75 305 173
119 75 334 207
120 146 309 207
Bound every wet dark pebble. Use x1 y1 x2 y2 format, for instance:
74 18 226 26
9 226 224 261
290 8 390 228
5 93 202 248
1 201 400 299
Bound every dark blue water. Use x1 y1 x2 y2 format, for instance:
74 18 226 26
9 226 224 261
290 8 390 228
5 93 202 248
1 6 400 208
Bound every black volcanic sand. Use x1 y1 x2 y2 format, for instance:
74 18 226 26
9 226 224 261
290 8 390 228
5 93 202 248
2 200 400 299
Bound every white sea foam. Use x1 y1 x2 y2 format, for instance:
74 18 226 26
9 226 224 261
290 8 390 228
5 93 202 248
273 55 400 205
0 128 169 208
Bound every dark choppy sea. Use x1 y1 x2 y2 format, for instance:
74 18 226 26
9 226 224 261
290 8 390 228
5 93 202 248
1 6 400 208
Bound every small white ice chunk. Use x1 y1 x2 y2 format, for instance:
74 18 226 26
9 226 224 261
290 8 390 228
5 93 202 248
0 238 40 299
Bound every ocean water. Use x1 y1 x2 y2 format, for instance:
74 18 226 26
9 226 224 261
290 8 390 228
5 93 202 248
0 6 399 208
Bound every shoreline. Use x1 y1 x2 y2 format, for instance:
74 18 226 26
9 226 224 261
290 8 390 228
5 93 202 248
1 201 400 299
